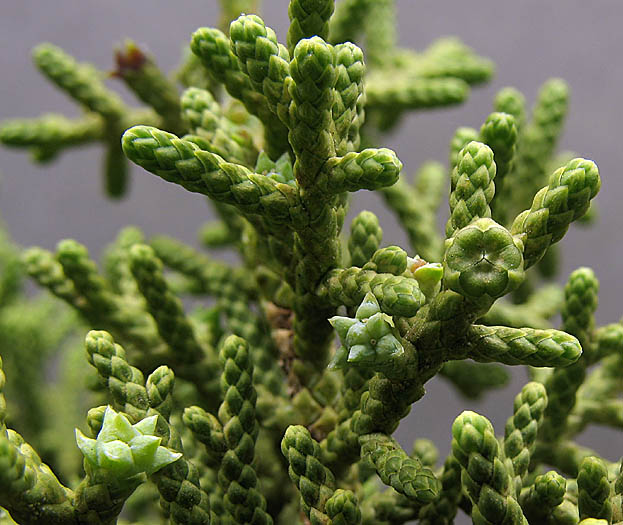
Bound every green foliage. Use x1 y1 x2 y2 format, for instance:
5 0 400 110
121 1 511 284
0 1 619 524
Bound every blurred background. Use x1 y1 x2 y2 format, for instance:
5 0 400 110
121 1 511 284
0 0 621 505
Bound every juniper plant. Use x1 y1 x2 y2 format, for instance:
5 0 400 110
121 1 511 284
0 1 621 524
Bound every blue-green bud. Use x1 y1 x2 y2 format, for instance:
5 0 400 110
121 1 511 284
328 292 404 369
76 406 181 480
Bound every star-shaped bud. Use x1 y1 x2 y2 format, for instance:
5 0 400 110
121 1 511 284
255 151 296 186
328 292 404 370
76 406 181 480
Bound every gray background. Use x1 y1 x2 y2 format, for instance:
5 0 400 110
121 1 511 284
0 0 621 512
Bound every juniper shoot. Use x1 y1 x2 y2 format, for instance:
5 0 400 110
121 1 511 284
0 2 620 524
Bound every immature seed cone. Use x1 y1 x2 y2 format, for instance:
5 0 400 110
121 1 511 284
444 217 524 300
